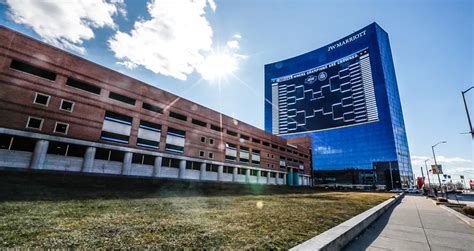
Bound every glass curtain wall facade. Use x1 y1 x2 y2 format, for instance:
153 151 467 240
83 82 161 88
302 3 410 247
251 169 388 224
264 23 412 188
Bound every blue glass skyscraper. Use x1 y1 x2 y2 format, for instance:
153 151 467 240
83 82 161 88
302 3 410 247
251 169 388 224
264 23 412 188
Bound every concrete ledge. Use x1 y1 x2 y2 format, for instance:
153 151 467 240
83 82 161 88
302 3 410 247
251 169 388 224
439 205 474 227
291 193 404 251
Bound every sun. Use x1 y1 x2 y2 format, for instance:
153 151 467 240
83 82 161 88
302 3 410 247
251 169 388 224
198 51 238 82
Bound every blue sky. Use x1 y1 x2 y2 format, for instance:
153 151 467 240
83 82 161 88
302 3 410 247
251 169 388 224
1 0 472 182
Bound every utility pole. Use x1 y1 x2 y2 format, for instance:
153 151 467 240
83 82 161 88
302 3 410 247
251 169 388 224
432 141 447 197
424 159 432 194
461 86 474 139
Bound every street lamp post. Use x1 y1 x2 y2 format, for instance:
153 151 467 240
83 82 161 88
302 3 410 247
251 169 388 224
461 86 474 139
424 159 432 194
432 141 447 197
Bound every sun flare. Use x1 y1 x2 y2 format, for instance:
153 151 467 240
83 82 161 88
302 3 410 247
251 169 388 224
198 51 238 82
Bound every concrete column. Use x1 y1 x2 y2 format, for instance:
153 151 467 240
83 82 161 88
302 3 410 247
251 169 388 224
122 152 133 175
199 162 206 180
153 156 162 177
257 170 261 184
30 140 49 170
82 146 96 173
232 166 238 182
217 165 223 181
178 159 186 179
267 171 271 184
283 173 287 185
245 169 250 183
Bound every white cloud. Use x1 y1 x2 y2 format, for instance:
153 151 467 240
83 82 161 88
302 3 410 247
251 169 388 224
109 0 244 81
411 155 472 166
5 0 123 54
226 40 240 49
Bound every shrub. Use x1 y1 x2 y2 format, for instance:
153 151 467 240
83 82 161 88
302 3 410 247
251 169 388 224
463 206 474 216
437 197 448 203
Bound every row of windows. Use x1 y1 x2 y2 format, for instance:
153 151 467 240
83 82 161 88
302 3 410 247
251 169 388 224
11 59 309 160
33 92 74 112
26 116 69 134
0 134 292 179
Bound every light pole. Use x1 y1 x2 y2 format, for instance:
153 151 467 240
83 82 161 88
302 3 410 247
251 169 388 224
461 86 474 139
424 159 432 194
432 141 447 197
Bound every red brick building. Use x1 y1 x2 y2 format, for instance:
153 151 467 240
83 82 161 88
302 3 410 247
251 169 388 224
0 26 312 186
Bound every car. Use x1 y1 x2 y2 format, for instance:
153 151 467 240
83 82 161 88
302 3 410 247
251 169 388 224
389 188 403 193
406 188 419 194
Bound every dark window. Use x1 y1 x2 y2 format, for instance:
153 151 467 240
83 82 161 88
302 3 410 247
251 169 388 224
104 111 133 125
47 141 68 155
132 153 155 165
60 100 74 112
225 155 236 161
206 164 218 172
226 130 237 137
66 144 86 158
34 93 50 106
100 131 129 144
240 146 249 152
167 127 185 137
169 111 187 121
223 166 233 173
139 120 161 131
186 161 202 170
0 134 13 149
280 147 285 151
226 143 236 149
262 141 270 147
200 136 206 143
270 172 277 178
240 134 249 140
26 117 43 130
9 136 35 152
10 60 56 81
252 138 261 144
209 138 214 145
191 118 207 127
279 173 285 178
272 144 278 149
142 102 163 114
208 152 214 159
199 151 205 157
165 144 184 153
250 170 258 176
94 148 124 161
210 124 222 132
261 171 268 176
109 150 124 162
252 149 260 154
95 148 110 160
162 157 181 168
137 138 160 149
238 168 246 175
109 92 136 105
66 78 101 95
54 122 68 134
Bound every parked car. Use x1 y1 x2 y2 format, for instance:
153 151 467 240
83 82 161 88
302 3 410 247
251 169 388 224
406 188 419 194
389 189 403 193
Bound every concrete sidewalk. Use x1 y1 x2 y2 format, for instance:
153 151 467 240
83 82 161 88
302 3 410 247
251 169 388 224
344 195 474 251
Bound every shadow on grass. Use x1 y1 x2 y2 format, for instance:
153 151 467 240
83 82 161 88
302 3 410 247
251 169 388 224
0 169 330 202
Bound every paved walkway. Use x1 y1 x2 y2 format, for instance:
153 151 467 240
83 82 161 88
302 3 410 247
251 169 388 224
344 195 474 251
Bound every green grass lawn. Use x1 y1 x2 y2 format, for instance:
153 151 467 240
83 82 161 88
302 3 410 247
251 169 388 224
0 170 393 249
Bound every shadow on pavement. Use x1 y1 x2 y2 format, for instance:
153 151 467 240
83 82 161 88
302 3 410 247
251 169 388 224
342 194 403 250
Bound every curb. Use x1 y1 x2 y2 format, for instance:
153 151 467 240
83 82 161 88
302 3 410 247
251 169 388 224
439 205 474 228
290 193 404 251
